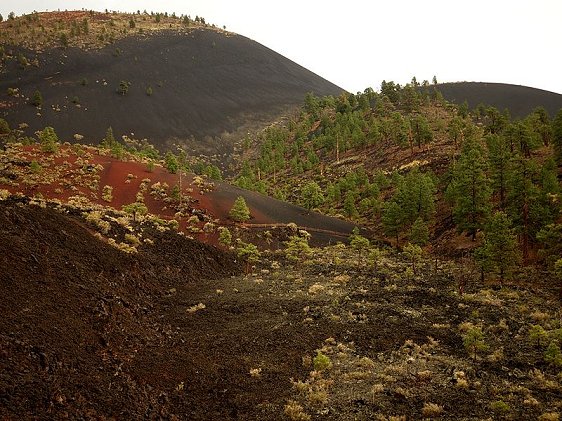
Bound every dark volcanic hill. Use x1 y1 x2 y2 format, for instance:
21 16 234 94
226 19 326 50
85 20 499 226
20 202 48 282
0 23 343 157
433 82 562 118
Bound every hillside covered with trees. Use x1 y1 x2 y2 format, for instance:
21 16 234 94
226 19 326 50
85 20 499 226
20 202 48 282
232 78 562 285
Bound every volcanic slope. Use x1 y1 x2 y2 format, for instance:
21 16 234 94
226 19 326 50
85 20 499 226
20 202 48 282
0 12 343 157
433 82 562 118
0 197 241 419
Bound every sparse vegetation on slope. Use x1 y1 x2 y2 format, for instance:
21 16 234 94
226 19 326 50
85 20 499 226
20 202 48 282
0 10 343 159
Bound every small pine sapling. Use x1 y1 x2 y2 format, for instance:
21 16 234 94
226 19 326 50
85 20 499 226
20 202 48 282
218 226 232 247
229 196 250 222
349 227 370 265
463 327 488 360
236 240 261 274
403 242 423 275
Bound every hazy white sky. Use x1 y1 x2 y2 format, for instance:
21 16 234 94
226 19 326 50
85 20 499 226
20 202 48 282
2 0 561 94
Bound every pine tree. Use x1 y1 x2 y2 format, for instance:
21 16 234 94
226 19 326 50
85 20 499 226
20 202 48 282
284 234 312 264
448 116 464 148
411 115 433 150
410 217 429 246
486 134 512 209
0 118 10 134
117 80 130 95
101 126 124 158
122 202 148 222
343 191 358 219
382 201 403 245
31 90 43 107
507 154 540 260
301 181 324 210
218 227 232 247
369 247 384 272
403 242 423 274
101 126 115 148
349 227 370 264
236 240 260 274
389 169 435 231
229 196 250 222
447 136 491 240
478 211 520 285
505 121 540 158
164 152 178 174
38 126 59 153
555 259 562 299
537 157 560 228
536 223 562 267
527 106 552 146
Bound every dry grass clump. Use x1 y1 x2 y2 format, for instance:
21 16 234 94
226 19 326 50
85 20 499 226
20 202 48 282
529 369 559 390
124 233 141 247
531 311 551 323
83 210 111 234
186 303 206 313
307 388 328 406
249 368 262 378
101 185 113 202
308 283 325 295
333 274 351 284
422 402 443 417
453 370 469 388
538 413 560 421
284 400 311 421
107 238 137 253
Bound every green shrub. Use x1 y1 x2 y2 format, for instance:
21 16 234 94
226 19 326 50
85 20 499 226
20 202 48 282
218 226 232 246
229 196 250 222
313 352 332 371
29 161 41 173
463 327 488 359
37 126 59 152
31 90 43 107
0 118 10 134
489 400 510 413
529 325 548 347
544 341 562 367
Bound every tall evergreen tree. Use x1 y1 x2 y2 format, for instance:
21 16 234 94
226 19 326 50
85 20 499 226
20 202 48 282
410 217 429 246
505 121 540 158
446 136 491 240
486 134 512 209
411 115 433 150
507 154 541 260
301 181 324 210
448 116 465 148
382 201 403 245
478 211 520 285
527 106 552 146
31 90 43 107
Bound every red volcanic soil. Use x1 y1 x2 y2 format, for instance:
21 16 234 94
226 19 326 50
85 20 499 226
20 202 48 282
1 145 357 246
